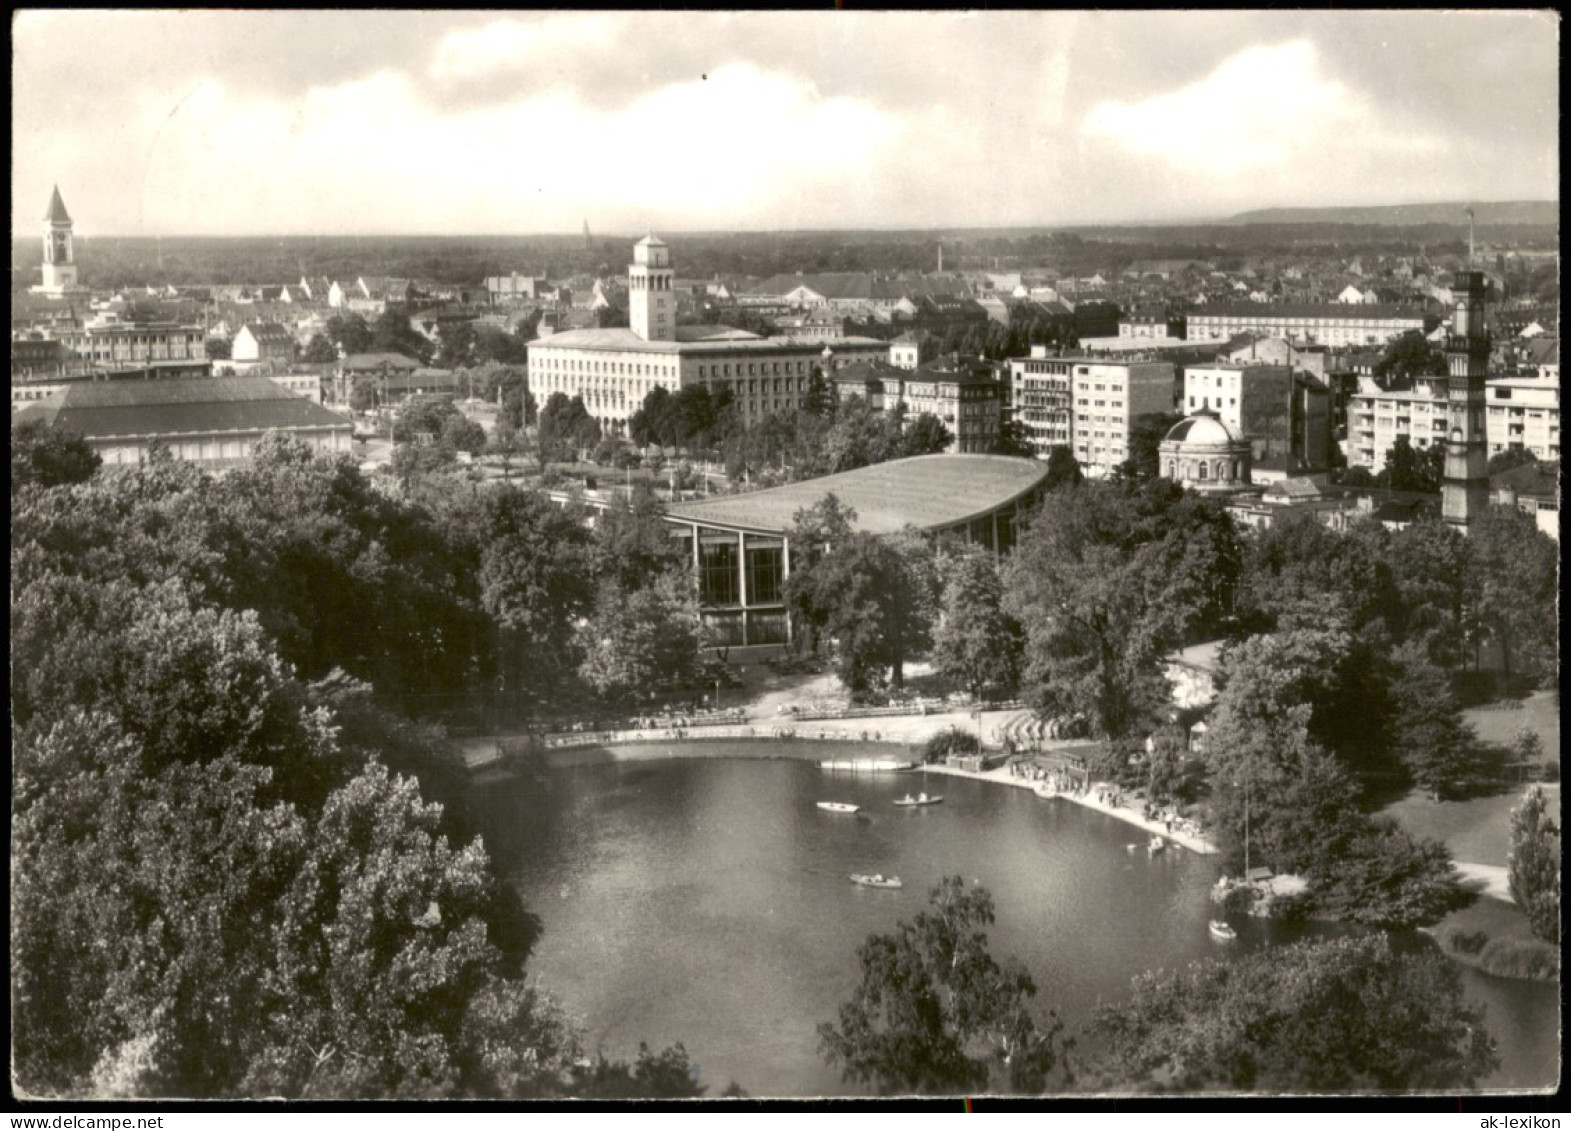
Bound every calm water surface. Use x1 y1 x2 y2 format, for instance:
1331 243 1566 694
471 747 1559 1096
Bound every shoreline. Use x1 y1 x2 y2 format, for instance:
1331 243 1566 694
916 761 1221 856
466 732 1223 857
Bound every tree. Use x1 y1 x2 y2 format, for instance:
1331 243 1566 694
577 572 703 703
785 509 937 697
1004 480 1242 741
1487 447 1538 476
1118 412 1183 480
1374 331 1446 383
932 547 1022 701
1092 935 1498 1092
801 366 833 417
818 877 1070 1095
899 412 953 458
325 314 373 357
12 420 101 494
303 334 339 364
1384 519 1470 669
990 418 1034 458
434 321 477 369
1379 436 1443 493
371 311 434 363
1042 445 1082 491
1465 505 1558 684
1387 645 1476 799
590 483 684 591
1313 817 1470 929
204 335 232 360
476 486 597 715
1507 785 1560 944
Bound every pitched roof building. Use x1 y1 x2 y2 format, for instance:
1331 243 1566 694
13 376 353 468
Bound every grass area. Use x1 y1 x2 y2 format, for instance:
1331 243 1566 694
1379 690 1560 868
1462 688 1560 757
1381 786 1559 868
1429 897 1559 982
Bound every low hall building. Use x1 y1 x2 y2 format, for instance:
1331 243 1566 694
663 454 1048 647
13 376 353 468
527 237 886 434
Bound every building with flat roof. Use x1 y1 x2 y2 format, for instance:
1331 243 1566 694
1183 362 1332 476
663 454 1048 647
528 238 887 435
1188 302 1431 348
13 376 352 468
1006 346 1175 472
1484 375 1560 462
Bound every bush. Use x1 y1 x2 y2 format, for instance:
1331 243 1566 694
1475 936 1560 981
1217 884 1257 917
921 726 980 763
1438 926 1490 957
1267 889 1316 921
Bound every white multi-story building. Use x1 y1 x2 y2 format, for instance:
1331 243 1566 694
527 238 887 433
1346 374 1451 473
1485 376 1560 462
1188 302 1429 348
1006 345 1174 473
1346 373 1560 473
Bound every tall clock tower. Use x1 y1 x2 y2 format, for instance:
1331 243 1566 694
40 185 79 295
1441 270 1491 532
629 235 675 342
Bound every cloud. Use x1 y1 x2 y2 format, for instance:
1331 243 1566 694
1082 41 1365 170
11 13 1556 234
117 62 904 234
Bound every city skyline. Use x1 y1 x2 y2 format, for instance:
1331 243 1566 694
11 10 1561 237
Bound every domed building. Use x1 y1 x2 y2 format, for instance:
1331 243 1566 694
1159 408 1252 492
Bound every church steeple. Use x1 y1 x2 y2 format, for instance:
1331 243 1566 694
37 185 80 295
45 185 73 225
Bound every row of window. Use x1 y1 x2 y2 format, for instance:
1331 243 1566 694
697 360 809 379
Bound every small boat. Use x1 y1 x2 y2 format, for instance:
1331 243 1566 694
1147 836 1167 855
1125 843 1140 854
817 801 860 813
1208 919 1238 942
894 792 943 807
850 873 903 889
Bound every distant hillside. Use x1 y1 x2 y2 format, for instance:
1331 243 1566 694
1227 201 1558 227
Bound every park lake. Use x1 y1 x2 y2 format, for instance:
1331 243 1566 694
472 746 1559 1097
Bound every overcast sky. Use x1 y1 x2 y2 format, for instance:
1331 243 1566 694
11 10 1560 236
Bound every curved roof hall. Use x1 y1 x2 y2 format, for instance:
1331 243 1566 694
665 454 1048 537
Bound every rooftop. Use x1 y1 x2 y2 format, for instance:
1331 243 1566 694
13 377 351 440
1193 301 1431 321
527 326 884 354
45 185 72 225
665 454 1048 537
